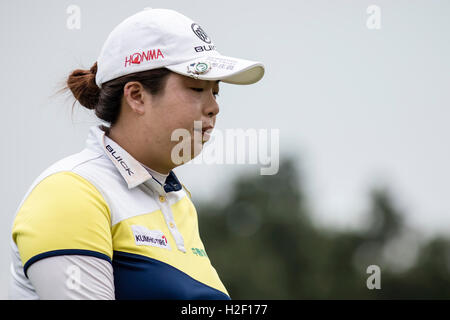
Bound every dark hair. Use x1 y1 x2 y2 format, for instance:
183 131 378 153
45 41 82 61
62 62 172 127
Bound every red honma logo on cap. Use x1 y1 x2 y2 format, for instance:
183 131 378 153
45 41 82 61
124 49 165 67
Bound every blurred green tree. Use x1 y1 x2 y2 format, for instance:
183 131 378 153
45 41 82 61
197 157 450 299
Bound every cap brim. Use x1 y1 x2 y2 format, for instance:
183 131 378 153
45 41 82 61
165 54 265 85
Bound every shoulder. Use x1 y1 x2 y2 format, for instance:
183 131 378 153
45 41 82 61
12 160 114 276
13 148 114 229
14 148 115 216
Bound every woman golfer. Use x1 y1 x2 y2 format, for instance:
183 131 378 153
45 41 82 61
9 8 264 300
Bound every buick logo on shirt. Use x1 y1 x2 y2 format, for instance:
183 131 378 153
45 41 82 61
191 23 211 44
105 144 134 176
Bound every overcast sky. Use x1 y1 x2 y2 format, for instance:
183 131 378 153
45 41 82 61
1 0 449 298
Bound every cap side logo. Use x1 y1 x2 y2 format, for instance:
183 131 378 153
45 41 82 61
124 49 165 67
191 23 211 44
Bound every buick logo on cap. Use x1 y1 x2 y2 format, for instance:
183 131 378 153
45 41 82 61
191 23 211 44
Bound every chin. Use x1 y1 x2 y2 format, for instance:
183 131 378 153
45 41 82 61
190 141 205 159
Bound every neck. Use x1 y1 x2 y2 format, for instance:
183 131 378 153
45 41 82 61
106 125 173 175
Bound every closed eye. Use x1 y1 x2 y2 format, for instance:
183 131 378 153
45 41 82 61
191 87 220 98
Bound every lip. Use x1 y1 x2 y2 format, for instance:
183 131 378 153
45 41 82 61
193 125 214 142
193 124 214 133
201 130 212 142
202 125 214 133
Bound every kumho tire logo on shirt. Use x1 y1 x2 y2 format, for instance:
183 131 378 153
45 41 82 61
135 234 167 246
124 48 165 67
131 225 172 250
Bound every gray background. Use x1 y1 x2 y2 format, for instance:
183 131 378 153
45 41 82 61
1 0 449 298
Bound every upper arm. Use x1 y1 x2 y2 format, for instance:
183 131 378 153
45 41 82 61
12 171 113 281
27 255 115 300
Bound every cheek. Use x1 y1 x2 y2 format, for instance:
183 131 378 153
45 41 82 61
165 91 202 130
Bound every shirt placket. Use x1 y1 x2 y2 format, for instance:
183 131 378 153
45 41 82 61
142 180 186 253
100 128 186 253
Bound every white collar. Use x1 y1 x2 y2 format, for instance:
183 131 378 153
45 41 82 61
140 162 169 186
85 124 182 195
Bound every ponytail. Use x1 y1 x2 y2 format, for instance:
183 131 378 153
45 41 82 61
66 62 100 110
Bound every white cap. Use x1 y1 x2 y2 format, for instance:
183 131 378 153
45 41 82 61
95 8 265 88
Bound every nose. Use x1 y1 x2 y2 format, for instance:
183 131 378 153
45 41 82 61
204 93 220 118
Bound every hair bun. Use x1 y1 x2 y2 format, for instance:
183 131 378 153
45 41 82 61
66 62 100 110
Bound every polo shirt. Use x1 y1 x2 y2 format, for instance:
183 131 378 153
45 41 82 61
10 124 230 300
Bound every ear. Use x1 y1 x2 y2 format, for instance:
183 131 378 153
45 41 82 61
123 81 149 116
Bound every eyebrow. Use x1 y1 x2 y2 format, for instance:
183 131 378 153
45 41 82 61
185 78 220 87
202 80 221 87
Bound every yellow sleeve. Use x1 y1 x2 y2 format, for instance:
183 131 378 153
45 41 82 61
12 171 113 277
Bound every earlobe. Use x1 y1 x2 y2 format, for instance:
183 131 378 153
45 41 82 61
132 100 146 116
